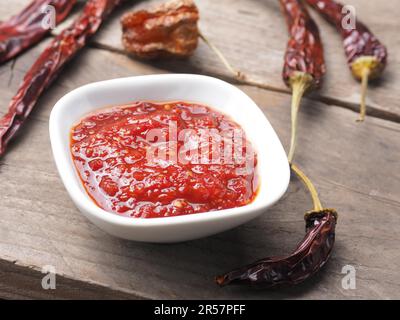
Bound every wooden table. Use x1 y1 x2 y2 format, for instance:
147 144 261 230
1 0 399 299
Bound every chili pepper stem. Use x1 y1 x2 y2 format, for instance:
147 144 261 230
351 56 382 122
357 67 370 122
287 72 313 163
199 31 294 93
198 30 245 80
291 163 323 211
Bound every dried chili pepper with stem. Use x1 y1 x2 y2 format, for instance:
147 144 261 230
216 163 337 287
306 0 388 122
121 0 243 78
0 0 77 64
279 0 326 163
121 0 199 58
0 0 124 157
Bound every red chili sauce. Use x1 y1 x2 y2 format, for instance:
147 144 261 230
70 101 258 218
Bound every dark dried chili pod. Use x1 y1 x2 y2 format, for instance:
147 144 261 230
0 0 77 64
306 0 388 121
216 209 337 287
279 0 326 163
216 164 337 288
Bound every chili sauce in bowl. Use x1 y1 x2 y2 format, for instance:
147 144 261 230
70 101 259 218
50 74 289 242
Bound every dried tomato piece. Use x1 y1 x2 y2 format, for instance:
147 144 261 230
121 0 200 58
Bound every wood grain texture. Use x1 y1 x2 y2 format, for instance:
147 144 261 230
2 0 398 120
0 260 142 299
85 0 400 121
0 44 399 299
0 0 28 18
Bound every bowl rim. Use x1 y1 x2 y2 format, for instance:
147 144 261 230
49 73 290 227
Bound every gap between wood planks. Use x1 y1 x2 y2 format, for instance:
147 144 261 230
3 39 399 124
3 1 398 123
89 42 400 124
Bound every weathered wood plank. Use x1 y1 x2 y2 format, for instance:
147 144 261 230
88 0 400 121
0 48 399 299
3 0 399 121
0 260 143 299
0 0 27 18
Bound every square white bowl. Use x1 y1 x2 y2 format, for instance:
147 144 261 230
49 74 289 243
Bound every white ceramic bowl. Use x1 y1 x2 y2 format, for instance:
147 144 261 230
49 74 289 243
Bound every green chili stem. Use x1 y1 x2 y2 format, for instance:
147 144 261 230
199 31 296 94
357 67 370 122
287 72 313 163
351 56 382 122
198 30 244 80
291 163 323 211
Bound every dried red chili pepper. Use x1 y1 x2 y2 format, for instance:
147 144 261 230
0 0 123 157
216 164 338 287
121 0 199 59
306 0 388 121
0 0 77 64
280 0 326 163
120 0 243 78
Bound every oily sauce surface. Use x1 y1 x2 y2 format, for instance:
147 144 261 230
70 101 258 218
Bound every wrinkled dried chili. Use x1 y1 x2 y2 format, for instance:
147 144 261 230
121 0 199 58
280 0 326 163
216 164 337 287
0 0 77 64
0 0 123 157
306 0 388 121
120 0 243 78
